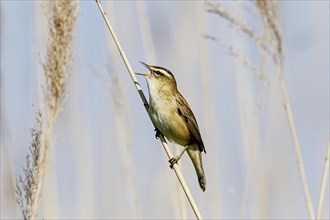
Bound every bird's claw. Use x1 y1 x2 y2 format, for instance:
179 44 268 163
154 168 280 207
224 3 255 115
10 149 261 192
154 128 161 139
169 157 178 169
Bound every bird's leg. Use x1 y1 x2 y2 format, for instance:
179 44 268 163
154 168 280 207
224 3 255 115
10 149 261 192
169 145 190 169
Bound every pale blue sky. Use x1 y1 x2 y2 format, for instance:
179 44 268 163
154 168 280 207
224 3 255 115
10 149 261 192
1 1 329 219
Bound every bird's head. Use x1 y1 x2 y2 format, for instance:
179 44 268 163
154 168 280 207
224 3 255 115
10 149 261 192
136 62 177 89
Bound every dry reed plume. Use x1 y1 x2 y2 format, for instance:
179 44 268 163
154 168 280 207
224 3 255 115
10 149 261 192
16 1 77 219
16 110 44 220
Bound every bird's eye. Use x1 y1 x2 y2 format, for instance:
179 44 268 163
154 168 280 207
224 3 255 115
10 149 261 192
154 71 161 76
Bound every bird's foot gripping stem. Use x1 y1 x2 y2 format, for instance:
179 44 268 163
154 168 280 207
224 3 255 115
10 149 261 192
154 128 161 139
168 145 190 169
169 157 179 169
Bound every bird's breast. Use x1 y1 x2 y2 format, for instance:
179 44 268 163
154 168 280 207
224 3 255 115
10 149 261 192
148 94 190 146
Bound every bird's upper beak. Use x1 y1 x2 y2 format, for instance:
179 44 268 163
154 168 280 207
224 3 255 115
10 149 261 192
139 61 150 69
135 61 151 77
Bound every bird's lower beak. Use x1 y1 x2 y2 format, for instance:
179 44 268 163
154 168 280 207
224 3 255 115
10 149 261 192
135 73 149 77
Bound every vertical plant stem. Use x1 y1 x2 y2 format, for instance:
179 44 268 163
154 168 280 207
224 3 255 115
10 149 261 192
95 0 203 219
256 2 316 218
278 62 316 220
316 141 330 219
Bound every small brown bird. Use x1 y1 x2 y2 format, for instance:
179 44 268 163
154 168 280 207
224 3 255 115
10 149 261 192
136 62 206 191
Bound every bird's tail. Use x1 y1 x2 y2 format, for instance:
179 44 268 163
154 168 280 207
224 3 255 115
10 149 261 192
187 144 206 192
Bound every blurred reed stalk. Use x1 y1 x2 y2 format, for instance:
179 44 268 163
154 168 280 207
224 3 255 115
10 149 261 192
1 8 20 218
0 94 20 218
110 69 142 219
95 0 203 219
316 141 329 219
92 64 142 218
255 1 315 219
15 1 77 219
106 3 142 218
206 0 318 219
196 1 222 218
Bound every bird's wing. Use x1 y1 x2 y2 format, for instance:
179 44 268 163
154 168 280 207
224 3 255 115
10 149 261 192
175 93 206 153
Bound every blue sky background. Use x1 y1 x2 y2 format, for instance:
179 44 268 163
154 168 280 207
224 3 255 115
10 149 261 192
1 1 329 219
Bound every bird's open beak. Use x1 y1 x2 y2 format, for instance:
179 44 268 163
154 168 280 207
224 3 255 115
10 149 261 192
139 61 150 69
135 61 151 77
